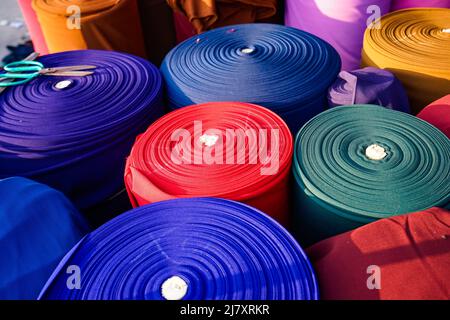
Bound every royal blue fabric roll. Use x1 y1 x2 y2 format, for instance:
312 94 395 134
161 23 341 133
0 177 88 300
0 50 164 210
40 198 318 300
328 67 410 113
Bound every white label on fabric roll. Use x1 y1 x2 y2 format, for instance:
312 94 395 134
442 28 450 34
365 144 387 161
161 276 188 300
241 47 255 54
199 134 219 147
54 80 72 90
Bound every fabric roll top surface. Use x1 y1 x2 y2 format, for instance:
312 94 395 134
125 102 292 225
285 0 391 71
18 0 49 54
293 105 450 246
391 0 450 10
161 23 341 133
0 50 163 210
362 8 450 114
32 0 147 58
40 198 319 300
417 95 450 138
328 67 410 113
307 207 450 300
0 177 88 300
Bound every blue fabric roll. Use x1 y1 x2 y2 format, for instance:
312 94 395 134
161 23 341 133
0 177 88 300
40 198 318 300
0 50 164 210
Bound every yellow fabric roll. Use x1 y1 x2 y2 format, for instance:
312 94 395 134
33 0 147 58
362 8 450 114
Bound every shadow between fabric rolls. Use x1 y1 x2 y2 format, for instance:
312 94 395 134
39 198 318 300
293 105 450 246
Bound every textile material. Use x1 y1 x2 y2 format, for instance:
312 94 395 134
307 207 450 300
285 0 391 71
417 95 450 138
39 198 319 300
32 0 147 58
18 0 49 55
293 105 450 246
328 67 410 112
125 102 293 225
391 0 450 10
0 177 88 300
161 23 341 134
362 8 450 114
0 50 164 210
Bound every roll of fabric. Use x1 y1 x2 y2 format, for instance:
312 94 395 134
362 8 450 114
40 198 318 300
0 177 88 300
161 23 341 133
0 50 163 210
285 0 391 71
18 0 49 55
391 0 450 11
293 105 450 246
137 0 177 66
32 0 147 58
125 102 292 225
307 207 450 300
328 67 410 112
417 95 450 138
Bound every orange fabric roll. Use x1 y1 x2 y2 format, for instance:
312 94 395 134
168 0 277 34
32 0 147 58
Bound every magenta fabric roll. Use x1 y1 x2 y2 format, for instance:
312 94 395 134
391 0 450 10
17 0 48 55
285 0 391 71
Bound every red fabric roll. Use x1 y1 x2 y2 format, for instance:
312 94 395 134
417 95 450 138
307 207 450 300
18 0 48 54
125 102 293 225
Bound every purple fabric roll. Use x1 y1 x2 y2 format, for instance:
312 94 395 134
285 0 391 70
327 67 411 112
391 0 450 11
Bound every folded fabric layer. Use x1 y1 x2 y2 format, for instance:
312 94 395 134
138 0 177 66
18 0 48 55
391 0 450 10
328 67 410 112
0 50 163 210
40 198 318 300
0 177 88 300
362 8 450 114
307 207 450 300
161 23 341 133
32 0 147 58
285 0 391 71
293 105 450 246
417 95 450 138
125 102 292 225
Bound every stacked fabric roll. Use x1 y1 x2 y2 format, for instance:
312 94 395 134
0 177 88 300
18 0 48 54
39 198 318 300
125 102 292 225
161 23 341 133
391 0 450 10
362 8 450 114
293 105 450 246
307 207 450 300
0 50 163 210
417 95 450 138
32 0 147 58
328 67 410 112
285 0 391 71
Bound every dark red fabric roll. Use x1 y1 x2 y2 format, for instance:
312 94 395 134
307 207 450 300
124 102 293 225
417 95 450 138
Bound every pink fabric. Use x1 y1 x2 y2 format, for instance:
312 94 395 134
391 0 450 11
17 0 48 55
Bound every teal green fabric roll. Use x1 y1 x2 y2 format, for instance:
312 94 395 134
293 105 450 246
